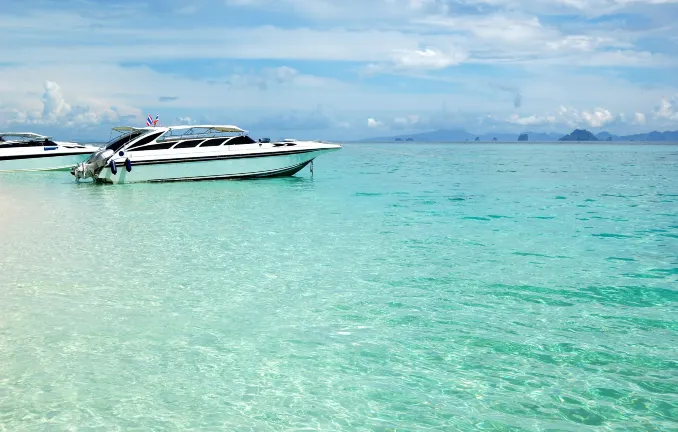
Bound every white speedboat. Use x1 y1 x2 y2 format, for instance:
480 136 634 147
0 132 98 172
71 125 341 183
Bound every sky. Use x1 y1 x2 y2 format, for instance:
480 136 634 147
1 0 677 140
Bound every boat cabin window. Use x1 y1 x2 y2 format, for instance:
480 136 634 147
135 141 176 151
172 139 204 149
127 132 165 151
105 131 144 152
225 135 256 145
199 138 227 147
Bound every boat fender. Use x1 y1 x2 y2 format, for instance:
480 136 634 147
109 159 117 175
125 158 132 172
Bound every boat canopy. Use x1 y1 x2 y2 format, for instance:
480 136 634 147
157 125 248 141
112 125 246 134
0 132 51 140
172 125 246 133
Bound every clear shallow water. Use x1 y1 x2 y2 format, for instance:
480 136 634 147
1 143 677 431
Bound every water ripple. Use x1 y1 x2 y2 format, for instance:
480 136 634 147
1 143 677 430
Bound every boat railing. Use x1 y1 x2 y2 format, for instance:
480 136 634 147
157 127 245 142
158 132 243 142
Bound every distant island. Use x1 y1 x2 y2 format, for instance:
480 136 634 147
359 128 678 143
559 129 598 141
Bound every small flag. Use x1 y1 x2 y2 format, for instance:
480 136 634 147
152 114 159 126
146 114 153 126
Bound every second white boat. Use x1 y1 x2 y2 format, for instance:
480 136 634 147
71 125 341 183
0 132 98 172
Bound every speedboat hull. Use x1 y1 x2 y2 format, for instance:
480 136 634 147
87 147 338 184
0 150 96 172
71 124 341 184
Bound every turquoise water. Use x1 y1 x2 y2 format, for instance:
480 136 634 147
1 143 677 431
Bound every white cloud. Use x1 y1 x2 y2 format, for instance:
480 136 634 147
364 113 437 130
391 47 467 70
581 108 615 127
416 14 549 44
41 81 72 121
557 106 617 128
507 113 556 126
365 47 468 73
0 7 671 71
553 0 678 14
221 0 676 23
654 95 678 120
0 63 359 113
584 50 671 67
224 0 450 21
358 101 670 135
483 102 672 133
411 13 665 67
463 0 678 16
634 112 646 124
367 118 383 128
222 66 337 90
504 106 619 129
0 80 140 128
392 114 422 129
546 35 630 52
176 116 195 125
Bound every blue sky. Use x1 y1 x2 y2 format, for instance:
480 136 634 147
1 0 677 140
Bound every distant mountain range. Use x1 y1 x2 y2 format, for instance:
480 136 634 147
359 128 678 143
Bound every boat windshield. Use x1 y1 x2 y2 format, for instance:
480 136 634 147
105 131 145 152
0 134 57 148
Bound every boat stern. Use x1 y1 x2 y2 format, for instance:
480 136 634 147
71 148 114 180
